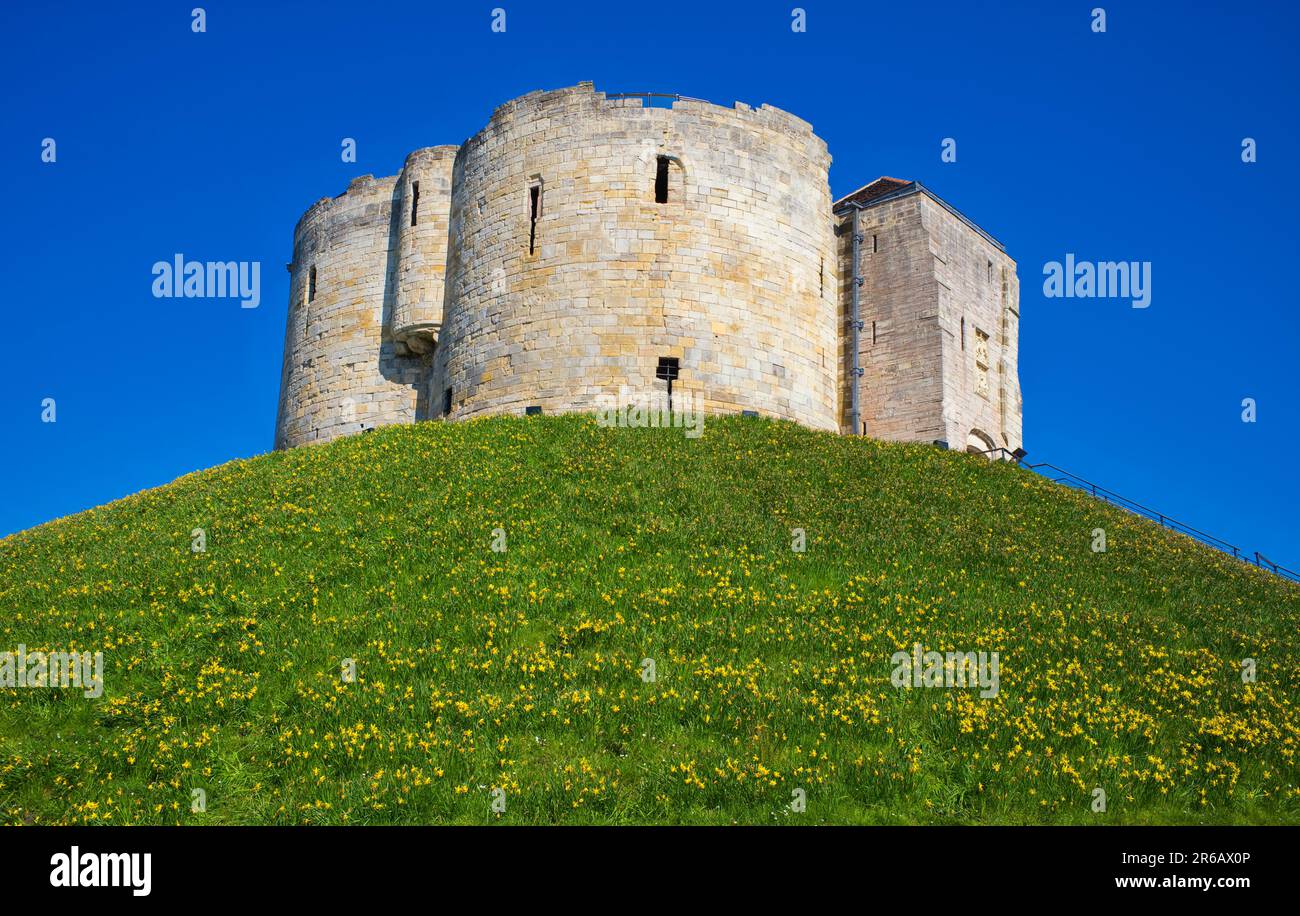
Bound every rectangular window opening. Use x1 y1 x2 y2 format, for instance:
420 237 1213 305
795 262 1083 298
411 181 420 227
819 257 824 297
872 234 878 253
308 265 317 302
443 387 452 416
871 320 877 345
655 156 670 204
657 356 680 412
528 184 541 255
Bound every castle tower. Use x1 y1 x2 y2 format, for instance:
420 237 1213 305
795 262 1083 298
430 82 839 430
272 84 1022 455
835 178 1022 453
273 175 425 450
392 146 457 356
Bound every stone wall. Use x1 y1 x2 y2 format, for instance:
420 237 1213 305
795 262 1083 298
273 174 425 450
430 83 839 430
923 195 1022 454
837 186 1022 453
837 193 945 441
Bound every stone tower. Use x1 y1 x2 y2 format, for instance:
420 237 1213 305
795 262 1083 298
835 178 1022 453
273 82 1022 456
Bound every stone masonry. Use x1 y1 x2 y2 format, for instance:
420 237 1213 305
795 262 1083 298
274 83 1022 455
835 177 1022 452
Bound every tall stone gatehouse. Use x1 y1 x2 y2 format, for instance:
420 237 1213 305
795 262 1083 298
274 82 1021 455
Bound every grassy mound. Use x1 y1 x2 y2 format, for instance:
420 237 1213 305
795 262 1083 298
1 415 1296 824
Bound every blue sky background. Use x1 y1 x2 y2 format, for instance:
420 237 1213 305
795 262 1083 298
2 1 1297 564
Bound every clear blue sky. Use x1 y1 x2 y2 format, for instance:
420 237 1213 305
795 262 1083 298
2 1 1297 564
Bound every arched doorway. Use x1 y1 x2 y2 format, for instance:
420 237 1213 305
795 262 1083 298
965 429 997 458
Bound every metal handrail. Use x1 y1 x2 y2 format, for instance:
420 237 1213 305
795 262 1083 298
1254 551 1300 580
963 446 1300 584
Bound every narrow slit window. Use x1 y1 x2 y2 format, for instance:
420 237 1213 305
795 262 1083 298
961 316 966 350
528 183 541 255
655 156 670 203
411 181 420 227
308 265 317 302
871 320 877 345
872 234 878 253
819 257 824 297
443 387 453 416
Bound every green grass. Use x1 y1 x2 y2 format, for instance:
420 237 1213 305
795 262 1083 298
1 415 1296 824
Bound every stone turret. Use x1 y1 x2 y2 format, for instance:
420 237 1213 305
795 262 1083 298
392 146 457 356
431 82 837 428
275 174 424 450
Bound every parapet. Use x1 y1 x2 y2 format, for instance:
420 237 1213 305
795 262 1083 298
462 82 830 168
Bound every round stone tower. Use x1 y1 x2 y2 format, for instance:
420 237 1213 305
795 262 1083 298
273 174 425 449
430 82 838 430
392 145 457 356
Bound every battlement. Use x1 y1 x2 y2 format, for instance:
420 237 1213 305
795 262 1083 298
464 82 829 170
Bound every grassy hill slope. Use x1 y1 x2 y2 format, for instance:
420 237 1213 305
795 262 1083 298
1 415 1296 824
